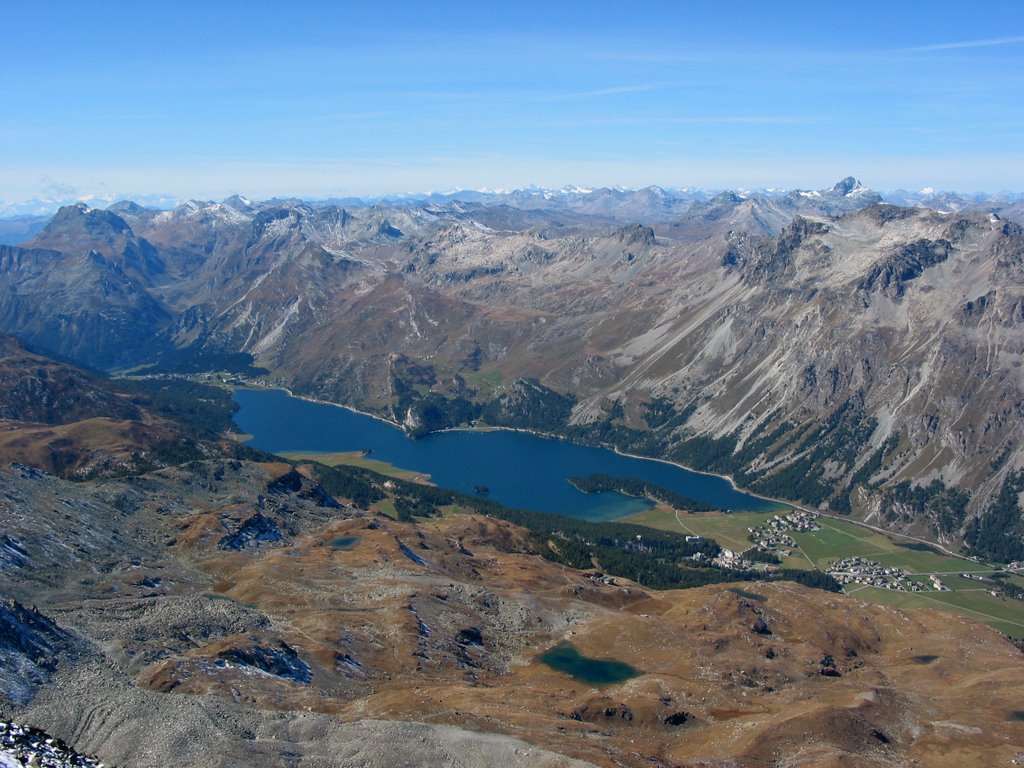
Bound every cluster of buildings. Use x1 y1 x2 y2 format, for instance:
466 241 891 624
711 548 754 570
827 556 946 592
701 511 825 571
745 511 821 559
961 572 1024 600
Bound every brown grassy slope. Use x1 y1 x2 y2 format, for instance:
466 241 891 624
147 497 1024 768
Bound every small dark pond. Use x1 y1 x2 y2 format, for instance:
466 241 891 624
1007 710 1024 722
727 587 767 603
328 535 361 550
896 542 942 554
536 642 640 685
910 654 940 665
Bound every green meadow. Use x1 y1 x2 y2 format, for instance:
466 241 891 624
280 450 430 483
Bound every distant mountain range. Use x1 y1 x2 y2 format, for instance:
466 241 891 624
2 178 1024 561
4 179 1023 230
0 192 181 220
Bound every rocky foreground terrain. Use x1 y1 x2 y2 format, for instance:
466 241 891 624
1 721 105 767
0 452 1021 767
1 180 1023 557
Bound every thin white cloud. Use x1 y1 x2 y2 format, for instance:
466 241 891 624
555 83 671 99
543 115 812 128
901 35 1024 52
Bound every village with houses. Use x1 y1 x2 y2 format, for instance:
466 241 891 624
826 556 942 592
692 509 1024 601
716 510 824 569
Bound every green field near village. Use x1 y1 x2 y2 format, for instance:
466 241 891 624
624 506 1024 638
623 508 781 553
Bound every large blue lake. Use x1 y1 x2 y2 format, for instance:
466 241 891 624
233 388 781 521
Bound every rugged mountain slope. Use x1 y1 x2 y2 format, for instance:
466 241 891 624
2 182 1024 555
603 207 1024 551
361 202 1024 553
0 204 172 369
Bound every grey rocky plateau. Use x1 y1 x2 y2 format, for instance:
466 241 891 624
1 179 1023 553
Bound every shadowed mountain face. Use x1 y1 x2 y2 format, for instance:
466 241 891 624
0 204 172 370
0 336 244 478
0 336 139 424
1 181 1024 555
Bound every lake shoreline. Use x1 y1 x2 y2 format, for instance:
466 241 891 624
234 385 980 568
234 384 784 515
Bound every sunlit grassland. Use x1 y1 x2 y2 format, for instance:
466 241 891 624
281 450 430 483
621 508 777 553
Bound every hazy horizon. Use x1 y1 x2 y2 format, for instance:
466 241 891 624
6 176 1024 218
5 176 1024 219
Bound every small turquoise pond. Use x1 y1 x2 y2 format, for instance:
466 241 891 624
536 642 641 685
328 535 361 550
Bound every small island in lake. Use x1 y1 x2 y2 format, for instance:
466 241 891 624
569 473 718 513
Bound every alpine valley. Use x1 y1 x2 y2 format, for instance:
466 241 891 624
2 180 1024 767
5 179 1024 555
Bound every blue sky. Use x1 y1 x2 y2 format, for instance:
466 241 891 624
2 0 1023 203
